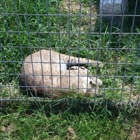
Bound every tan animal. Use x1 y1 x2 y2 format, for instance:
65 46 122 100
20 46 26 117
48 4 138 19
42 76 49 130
20 49 103 98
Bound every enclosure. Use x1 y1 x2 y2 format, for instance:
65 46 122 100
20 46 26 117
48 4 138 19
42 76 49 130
0 0 140 139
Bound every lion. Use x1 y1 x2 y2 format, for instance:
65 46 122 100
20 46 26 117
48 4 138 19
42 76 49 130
20 49 103 98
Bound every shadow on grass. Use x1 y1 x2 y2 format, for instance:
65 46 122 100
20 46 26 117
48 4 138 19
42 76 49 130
1 97 140 120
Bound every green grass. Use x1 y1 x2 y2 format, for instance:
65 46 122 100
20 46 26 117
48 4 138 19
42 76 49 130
0 0 140 139
0 101 138 140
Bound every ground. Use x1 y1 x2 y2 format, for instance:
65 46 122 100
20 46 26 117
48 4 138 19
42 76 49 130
0 0 140 139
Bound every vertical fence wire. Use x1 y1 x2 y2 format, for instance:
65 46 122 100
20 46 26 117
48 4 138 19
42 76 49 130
0 0 139 105
127 0 138 103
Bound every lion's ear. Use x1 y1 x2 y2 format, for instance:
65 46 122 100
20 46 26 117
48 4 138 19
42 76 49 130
80 66 86 70
90 77 103 86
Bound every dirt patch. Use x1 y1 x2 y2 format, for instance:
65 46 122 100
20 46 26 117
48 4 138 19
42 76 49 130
118 84 139 102
130 122 140 140
60 0 98 28
1 124 14 134
66 126 77 140
60 0 97 14
1 84 19 98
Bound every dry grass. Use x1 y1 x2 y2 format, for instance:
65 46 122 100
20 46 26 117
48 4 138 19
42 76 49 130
1 84 19 98
60 0 97 14
130 122 140 140
60 0 98 29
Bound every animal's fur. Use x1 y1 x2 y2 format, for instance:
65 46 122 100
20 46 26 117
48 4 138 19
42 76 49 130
20 49 103 98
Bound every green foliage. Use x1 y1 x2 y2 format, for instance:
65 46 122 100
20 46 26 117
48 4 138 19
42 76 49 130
0 0 140 139
0 102 136 140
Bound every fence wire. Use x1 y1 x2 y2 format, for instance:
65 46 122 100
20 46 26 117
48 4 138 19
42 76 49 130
0 0 140 107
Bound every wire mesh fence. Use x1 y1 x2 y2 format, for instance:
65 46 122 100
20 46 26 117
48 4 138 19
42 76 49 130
0 0 140 107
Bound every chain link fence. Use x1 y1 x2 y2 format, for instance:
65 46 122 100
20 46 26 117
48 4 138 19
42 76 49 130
0 0 140 108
